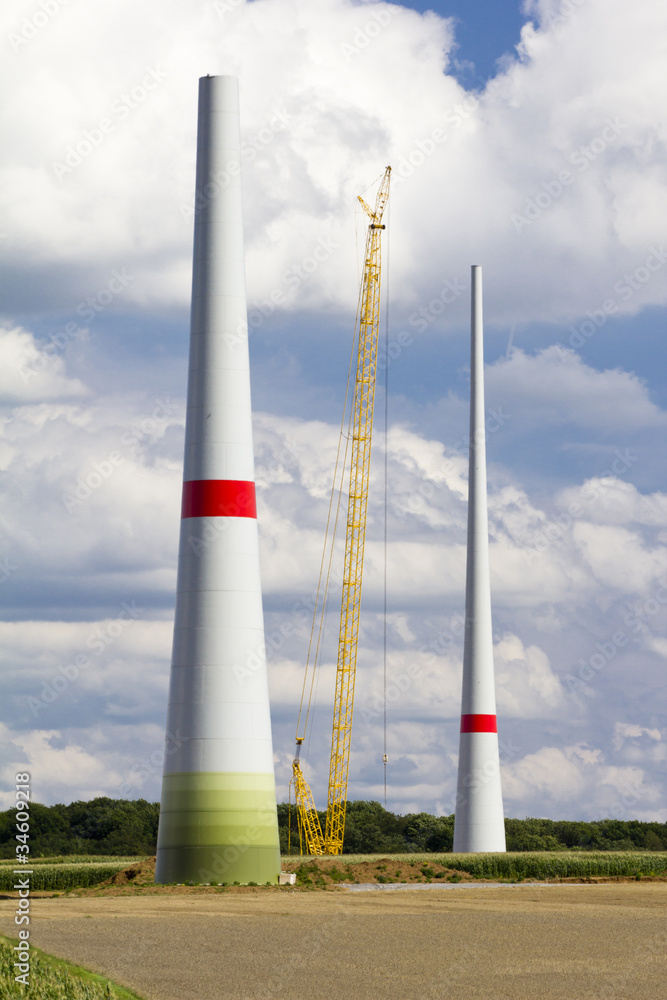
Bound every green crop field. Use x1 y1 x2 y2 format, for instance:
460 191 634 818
283 851 667 880
0 861 141 892
0 936 146 999
443 851 667 879
1 851 666 891
1 856 145 866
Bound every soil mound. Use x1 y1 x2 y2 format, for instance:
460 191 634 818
281 856 473 886
100 857 157 886
76 855 473 895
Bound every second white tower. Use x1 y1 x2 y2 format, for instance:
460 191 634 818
453 265 506 853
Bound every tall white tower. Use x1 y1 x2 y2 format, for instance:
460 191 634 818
453 265 506 853
155 76 281 884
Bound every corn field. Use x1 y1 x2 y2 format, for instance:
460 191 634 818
0 857 144 866
283 851 667 879
444 851 667 879
0 862 132 892
1 851 666 891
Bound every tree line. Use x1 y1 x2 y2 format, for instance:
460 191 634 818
0 798 160 858
279 801 667 854
1 797 665 858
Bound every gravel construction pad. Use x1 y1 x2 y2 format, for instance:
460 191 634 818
1 884 666 1000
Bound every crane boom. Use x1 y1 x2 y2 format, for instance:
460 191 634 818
292 166 391 855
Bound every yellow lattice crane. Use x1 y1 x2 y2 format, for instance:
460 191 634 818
292 166 391 855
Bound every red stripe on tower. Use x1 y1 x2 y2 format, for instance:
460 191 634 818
460 713 497 734
181 480 257 519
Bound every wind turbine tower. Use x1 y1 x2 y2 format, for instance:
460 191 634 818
155 75 281 885
453 265 506 853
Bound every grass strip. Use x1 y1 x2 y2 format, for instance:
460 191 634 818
0 935 147 999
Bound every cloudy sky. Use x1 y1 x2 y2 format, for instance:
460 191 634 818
1 0 666 824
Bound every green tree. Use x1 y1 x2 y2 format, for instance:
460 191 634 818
404 812 454 852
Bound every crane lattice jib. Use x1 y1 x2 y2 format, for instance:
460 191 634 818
291 166 390 857
324 167 391 852
292 740 326 855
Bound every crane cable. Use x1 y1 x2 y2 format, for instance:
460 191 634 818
382 194 390 806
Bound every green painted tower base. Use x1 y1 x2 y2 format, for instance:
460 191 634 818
155 772 281 885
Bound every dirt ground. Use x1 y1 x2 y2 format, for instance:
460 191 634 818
1 876 666 1000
